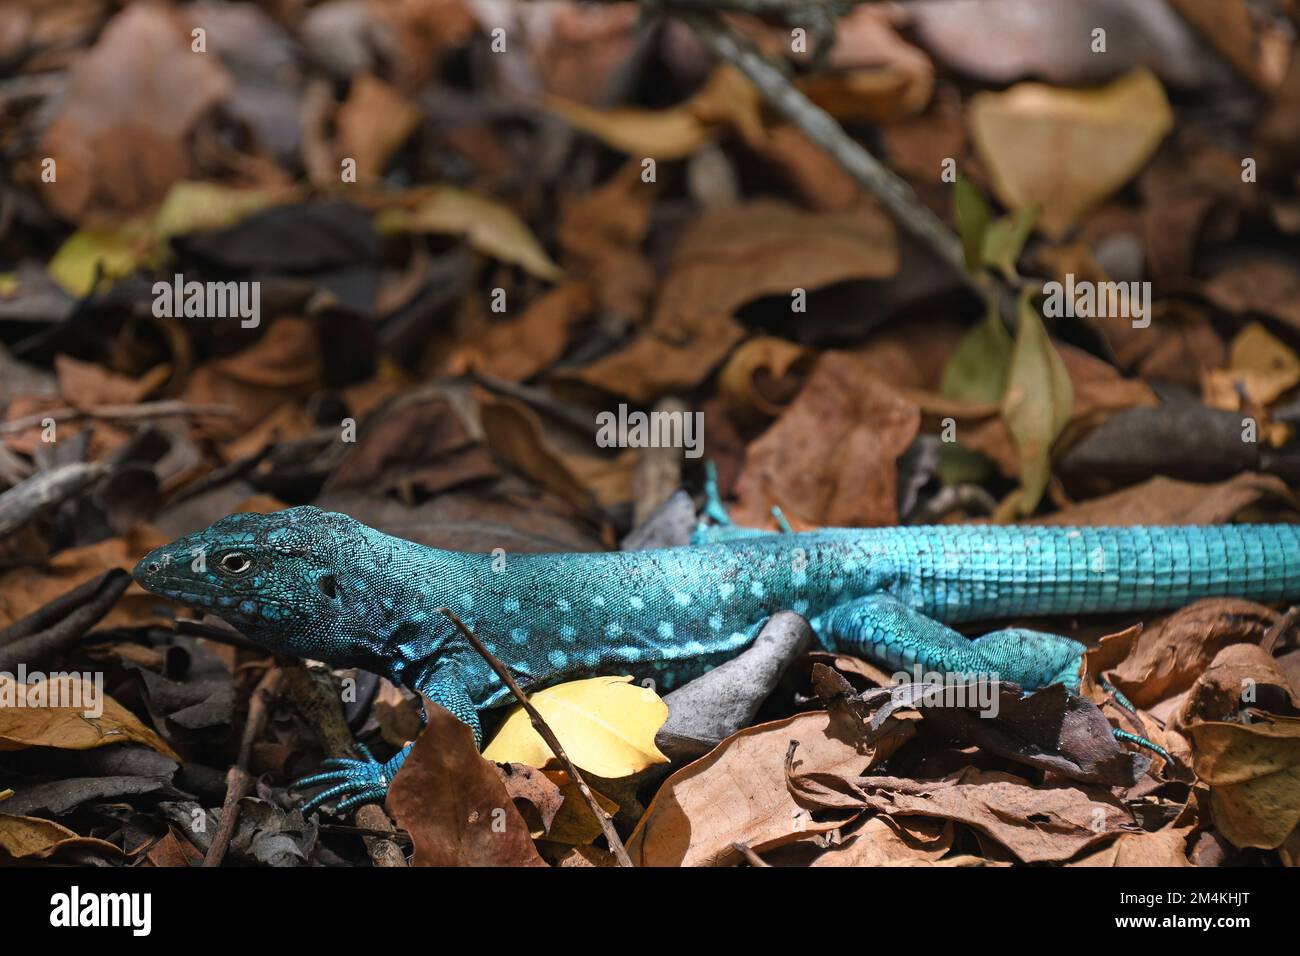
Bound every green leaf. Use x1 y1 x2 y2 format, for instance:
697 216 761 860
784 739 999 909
983 205 1039 281
47 226 150 298
1001 290 1073 516
940 299 1013 404
953 177 991 274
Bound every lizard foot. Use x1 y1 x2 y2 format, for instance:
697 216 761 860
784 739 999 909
293 742 407 814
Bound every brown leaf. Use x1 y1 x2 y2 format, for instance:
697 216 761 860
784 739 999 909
334 74 421 182
38 3 230 223
448 281 594 383
733 352 920 528
1202 259 1300 334
0 528 169 631
496 762 565 837
557 160 656 322
324 393 496 498
385 700 547 867
1179 643 1300 726
477 392 633 510
844 767 1132 864
182 317 324 440
1070 824 1193 867
563 201 897 403
809 816 952 867
626 711 870 866
1038 473 1296 528
0 813 124 861
0 674 179 760
1187 716 1300 849
1105 599 1282 709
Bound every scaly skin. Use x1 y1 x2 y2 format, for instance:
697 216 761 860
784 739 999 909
132 507 1300 810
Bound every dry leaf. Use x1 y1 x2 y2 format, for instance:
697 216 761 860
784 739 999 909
0 813 124 861
0 674 179 760
385 700 547 866
333 74 421 181
733 352 920 528
448 281 593 382
38 3 230 224
564 201 897 403
543 65 763 160
379 187 562 281
626 711 869 866
969 69 1173 238
1187 717 1300 849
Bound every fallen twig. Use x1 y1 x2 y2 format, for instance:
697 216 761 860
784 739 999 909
0 400 236 436
204 665 283 867
436 608 635 867
0 461 106 538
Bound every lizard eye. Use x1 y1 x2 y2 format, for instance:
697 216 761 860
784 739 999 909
218 552 253 576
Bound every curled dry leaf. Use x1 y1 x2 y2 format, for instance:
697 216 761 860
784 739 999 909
734 352 920 529
385 700 547 867
626 711 871 867
1179 643 1300 726
0 813 125 862
543 65 764 161
0 675 179 760
562 200 898 403
969 68 1174 239
1186 717 1300 849
717 336 814 425
378 187 562 281
482 676 669 779
1103 598 1281 709
822 767 1133 864
477 392 633 510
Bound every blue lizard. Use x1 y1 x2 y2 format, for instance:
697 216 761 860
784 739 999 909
132 505 1300 811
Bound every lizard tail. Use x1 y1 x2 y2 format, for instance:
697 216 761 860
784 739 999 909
901 523 1300 622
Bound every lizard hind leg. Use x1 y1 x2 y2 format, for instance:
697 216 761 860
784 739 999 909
967 628 1087 693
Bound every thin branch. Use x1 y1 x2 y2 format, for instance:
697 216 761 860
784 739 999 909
436 608 635 867
681 12 992 307
204 664 283 867
0 400 236 436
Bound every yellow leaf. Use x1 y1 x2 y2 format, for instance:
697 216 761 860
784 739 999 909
1227 321 1300 405
153 180 296 241
378 186 561 281
969 68 1173 238
1002 291 1073 516
47 223 154 297
483 676 668 778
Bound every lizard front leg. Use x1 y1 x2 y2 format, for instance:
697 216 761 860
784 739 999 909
293 666 480 814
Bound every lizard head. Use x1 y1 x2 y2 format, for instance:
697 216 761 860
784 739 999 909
132 506 371 659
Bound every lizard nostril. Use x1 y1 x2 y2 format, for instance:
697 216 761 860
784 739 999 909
318 574 338 599
147 562 161 574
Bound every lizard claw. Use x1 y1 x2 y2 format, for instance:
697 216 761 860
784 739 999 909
293 745 404 815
